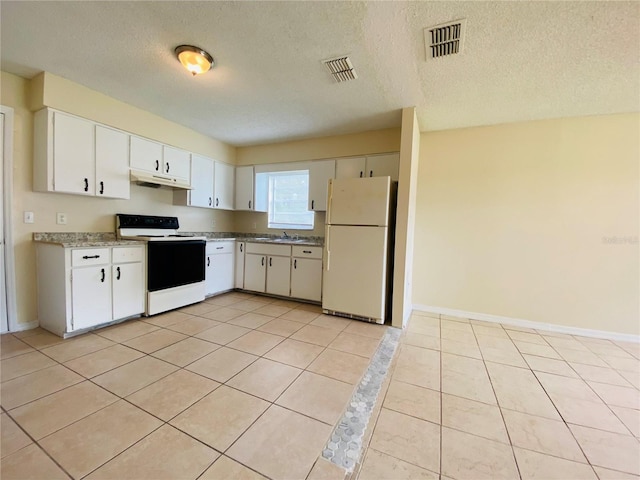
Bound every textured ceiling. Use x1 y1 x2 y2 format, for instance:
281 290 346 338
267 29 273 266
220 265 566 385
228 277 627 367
1 1 638 146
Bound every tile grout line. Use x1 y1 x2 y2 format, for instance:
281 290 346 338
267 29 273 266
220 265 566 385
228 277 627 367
321 325 401 472
471 321 524 480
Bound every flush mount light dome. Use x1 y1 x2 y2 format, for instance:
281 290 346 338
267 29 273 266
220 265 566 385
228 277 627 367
175 45 214 76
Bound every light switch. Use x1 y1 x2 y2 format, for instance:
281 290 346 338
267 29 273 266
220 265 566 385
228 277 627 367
23 211 34 224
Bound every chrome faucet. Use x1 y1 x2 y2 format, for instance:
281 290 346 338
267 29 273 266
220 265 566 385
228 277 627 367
283 231 290 239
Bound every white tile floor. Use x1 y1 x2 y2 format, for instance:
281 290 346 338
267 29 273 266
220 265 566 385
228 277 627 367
1 298 639 480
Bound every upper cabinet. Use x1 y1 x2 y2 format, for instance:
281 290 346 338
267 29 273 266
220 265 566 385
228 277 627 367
130 136 191 184
34 108 130 199
186 154 215 208
95 126 130 199
214 161 235 210
235 166 254 211
335 153 399 181
308 159 335 211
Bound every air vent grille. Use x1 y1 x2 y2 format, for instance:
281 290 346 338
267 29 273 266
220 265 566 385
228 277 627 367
323 56 358 83
425 19 466 59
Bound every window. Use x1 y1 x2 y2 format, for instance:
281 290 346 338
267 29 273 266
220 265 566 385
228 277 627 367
267 170 314 230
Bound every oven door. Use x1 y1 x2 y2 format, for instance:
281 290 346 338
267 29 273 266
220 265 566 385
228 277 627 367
147 240 205 292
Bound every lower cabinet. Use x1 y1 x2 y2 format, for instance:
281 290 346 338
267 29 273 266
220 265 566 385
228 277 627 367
240 242 322 301
235 242 245 289
205 241 235 296
36 244 145 337
290 246 322 301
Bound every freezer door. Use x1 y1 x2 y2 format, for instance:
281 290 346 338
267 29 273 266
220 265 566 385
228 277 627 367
322 225 388 322
327 177 391 227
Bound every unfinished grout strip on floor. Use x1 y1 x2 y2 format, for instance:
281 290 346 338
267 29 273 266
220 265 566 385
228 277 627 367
322 325 402 471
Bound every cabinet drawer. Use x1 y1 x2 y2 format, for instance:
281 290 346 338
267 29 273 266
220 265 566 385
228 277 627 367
246 243 291 256
112 246 143 263
292 246 322 259
207 241 234 254
71 248 110 266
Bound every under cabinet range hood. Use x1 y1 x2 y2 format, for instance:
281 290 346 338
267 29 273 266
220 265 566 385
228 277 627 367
129 169 192 189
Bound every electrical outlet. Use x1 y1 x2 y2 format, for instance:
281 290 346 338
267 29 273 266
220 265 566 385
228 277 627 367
23 211 34 224
212 219 216 228
56 213 67 225
252 222 257 229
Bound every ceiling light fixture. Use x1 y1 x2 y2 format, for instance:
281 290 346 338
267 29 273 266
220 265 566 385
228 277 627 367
175 45 214 76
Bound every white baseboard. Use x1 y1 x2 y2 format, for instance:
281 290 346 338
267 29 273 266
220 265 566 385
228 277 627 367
412 304 640 344
10 320 39 333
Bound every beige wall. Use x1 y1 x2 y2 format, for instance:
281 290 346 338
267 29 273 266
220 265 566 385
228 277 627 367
235 128 401 235
392 107 421 328
1 71 236 326
413 113 640 335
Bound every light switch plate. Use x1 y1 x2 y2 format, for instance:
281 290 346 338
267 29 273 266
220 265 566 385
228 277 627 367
23 211 34 224
56 213 67 225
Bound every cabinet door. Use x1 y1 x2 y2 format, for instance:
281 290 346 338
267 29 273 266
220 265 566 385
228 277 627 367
95 126 130 199
112 262 144 319
205 254 215 295
235 242 245 288
244 254 266 293
366 153 399 181
266 256 291 297
71 266 111 330
190 154 214 208
335 156 366 179
214 162 235 210
234 166 254 211
209 253 234 294
291 257 322 302
130 136 162 173
163 146 191 180
53 112 95 195
308 159 335 211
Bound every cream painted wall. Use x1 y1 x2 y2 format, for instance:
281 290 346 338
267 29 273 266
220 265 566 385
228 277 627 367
391 107 420 328
1 71 236 326
234 128 401 234
414 113 640 335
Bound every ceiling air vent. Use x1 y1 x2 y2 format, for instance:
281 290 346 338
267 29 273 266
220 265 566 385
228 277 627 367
425 19 466 60
323 56 358 83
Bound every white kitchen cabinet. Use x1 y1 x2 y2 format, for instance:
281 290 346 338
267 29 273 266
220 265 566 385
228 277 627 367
366 153 400 181
244 253 267 293
235 241 245 288
205 241 234 296
188 154 215 208
308 159 335 211
235 166 255 211
290 246 322 302
95 125 130 199
266 255 291 297
130 136 163 174
335 153 399 181
71 264 112 331
130 136 191 183
214 162 235 210
335 156 366 179
112 259 144 320
34 109 122 197
36 244 145 337
163 145 191 181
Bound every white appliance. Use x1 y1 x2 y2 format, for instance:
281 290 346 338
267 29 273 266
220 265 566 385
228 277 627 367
117 214 206 315
322 176 395 324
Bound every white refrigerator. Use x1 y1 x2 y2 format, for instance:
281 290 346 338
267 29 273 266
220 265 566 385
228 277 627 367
322 176 394 324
